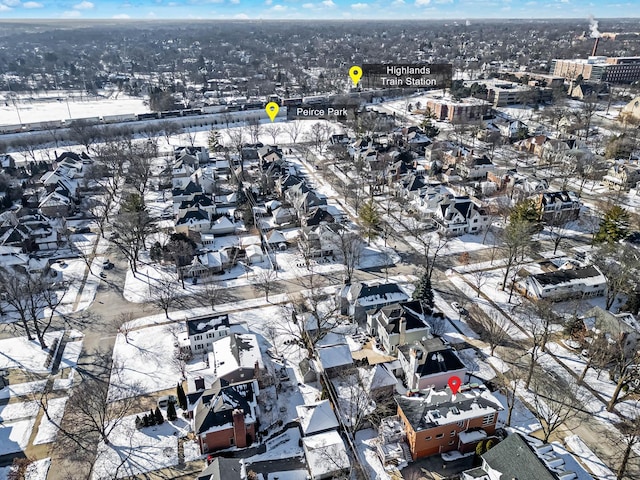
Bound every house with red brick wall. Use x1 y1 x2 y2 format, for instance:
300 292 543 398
193 379 258 454
395 384 503 460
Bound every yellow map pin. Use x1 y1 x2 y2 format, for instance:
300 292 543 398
265 102 279 122
349 66 362 86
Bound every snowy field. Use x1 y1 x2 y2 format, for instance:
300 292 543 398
91 413 197 480
0 418 36 455
0 91 148 126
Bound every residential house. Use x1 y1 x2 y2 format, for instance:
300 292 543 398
396 337 467 390
603 163 640 191
535 191 581 223
196 457 243 480
338 281 410 323
520 264 607 301
433 195 490 236
285 182 327 214
38 191 74 218
515 135 550 156
175 207 210 235
183 249 231 279
299 223 340 258
461 432 594 480
457 155 495 180
207 332 267 385
302 430 350 480
367 301 433 354
395 383 503 460
187 314 231 353
582 306 640 359
317 342 353 378
193 379 258 454
0 154 16 170
296 400 340 437
359 364 397 401
488 118 528 140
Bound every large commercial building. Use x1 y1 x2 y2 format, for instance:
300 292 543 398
551 56 640 84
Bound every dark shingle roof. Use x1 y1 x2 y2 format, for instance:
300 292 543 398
194 381 255 435
480 433 558 480
531 265 602 287
187 314 230 336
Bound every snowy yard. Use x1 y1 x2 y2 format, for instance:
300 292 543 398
0 331 63 373
91 414 196 480
0 458 51 480
33 396 68 445
108 324 185 401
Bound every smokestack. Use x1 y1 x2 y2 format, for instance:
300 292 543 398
592 37 600 57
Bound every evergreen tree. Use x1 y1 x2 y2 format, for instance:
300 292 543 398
148 409 156 426
167 400 178 421
595 205 630 243
155 407 164 425
509 199 542 233
177 382 187 410
358 199 381 244
142 414 150 427
135 415 142 429
413 271 434 308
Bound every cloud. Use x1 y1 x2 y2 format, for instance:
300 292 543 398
61 10 82 17
322 0 335 5
230 0 240 3
3 0 20 6
351 2 368 8
113 13 131 18
265 0 272 4
415 0 431 5
391 0 405 4
0 4 12 11
73 1 94 9
23 2 44 8
302 2 314 7
271 3 287 10
233 12 249 18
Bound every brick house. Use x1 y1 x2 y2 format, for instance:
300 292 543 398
193 379 257 454
395 384 503 460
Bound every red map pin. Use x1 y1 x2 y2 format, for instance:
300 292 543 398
448 376 462 395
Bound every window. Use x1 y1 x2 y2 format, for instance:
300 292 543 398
482 413 495 426
457 420 464 428
195 344 203 350
435 433 444 439
448 440 455 446
229 437 235 446
195 335 202 341
450 430 456 437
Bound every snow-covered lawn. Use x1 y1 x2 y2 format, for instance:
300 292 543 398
0 401 39 422
108 324 185 401
58 339 83 370
33 396 68 445
0 458 51 480
0 380 47 401
0 331 64 373
245 427 303 464
91 414 194 480
0 418 36 455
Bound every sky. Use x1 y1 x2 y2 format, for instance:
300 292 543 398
0 0 638 20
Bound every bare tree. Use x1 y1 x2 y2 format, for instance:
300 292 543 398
111 312 135 344
201 281 222 311
160 120 182 147
530 377 582 442
473 308 511 356
254 268 277 302
126 142 157 198
150 277 181 319
284 121 303 144
470 270 488 297
592 243 640 311
522 300 556 389
307 122 332 154
616 412 640 480
331 228 365 284
247 117 262 144
264 123 283 144
406 218 449 281
68 119 102 153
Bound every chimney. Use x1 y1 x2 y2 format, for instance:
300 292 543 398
232 409 248 448
399 317 407 346
592 37 600 57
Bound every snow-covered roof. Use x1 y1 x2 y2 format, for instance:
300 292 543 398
359 364 397 392
187 314 230 336
317 343 353 370
207 333 264 379
296 400 339 436
302 430 350 479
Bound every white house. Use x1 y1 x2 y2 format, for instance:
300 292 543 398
521 264 607 301
433 195 490 236
187 314 231 353
302 430 350 480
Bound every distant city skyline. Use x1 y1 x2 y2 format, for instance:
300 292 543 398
0 0 638 21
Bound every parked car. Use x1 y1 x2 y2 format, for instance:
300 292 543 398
451 302 467 315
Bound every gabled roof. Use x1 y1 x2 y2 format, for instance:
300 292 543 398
348 282 409 305
197 457 243 480
317 343 353 370
194 381 256 435
187 314 230 336
296 400 339 436
530 265 604 287
398 337 466 377
480 433 558 480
